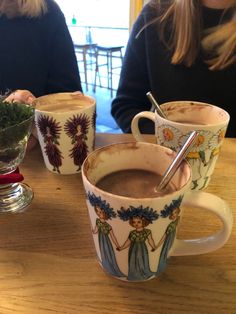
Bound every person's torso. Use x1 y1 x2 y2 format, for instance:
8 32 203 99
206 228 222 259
142 4 236 136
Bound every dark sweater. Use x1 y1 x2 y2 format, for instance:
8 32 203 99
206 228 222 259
111 4 235 137
0 0 82 97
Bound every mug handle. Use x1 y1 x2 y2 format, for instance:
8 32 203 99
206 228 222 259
171 191 233 256
131 111 156 142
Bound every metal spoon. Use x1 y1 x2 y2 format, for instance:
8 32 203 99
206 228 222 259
146 91 168 119
156 130 199 191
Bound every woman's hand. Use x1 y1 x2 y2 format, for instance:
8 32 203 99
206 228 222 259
4 89 35 104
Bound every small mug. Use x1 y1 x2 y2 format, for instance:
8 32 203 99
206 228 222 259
34 92 96 174
131 101 230 190
81 142 232 282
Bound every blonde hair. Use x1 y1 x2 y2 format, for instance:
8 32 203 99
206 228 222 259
0 0 48 18
157 0 236 70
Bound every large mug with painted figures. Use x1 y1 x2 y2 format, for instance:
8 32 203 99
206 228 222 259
34 92 96 175
81 142 232 282
131 101 230 190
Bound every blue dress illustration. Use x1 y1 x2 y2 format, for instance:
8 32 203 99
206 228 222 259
156 218 180 274
156 196 183 275
127 228 155 281
87 192 125 278
96 218 124 277
118 205 159 281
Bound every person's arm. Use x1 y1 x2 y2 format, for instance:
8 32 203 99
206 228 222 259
156 232 166 249
111 5 155 133
109 229 120 248
92 218 98 234
117 238 131 251
92 224 98 234
147 232 156 251
46 2 83 94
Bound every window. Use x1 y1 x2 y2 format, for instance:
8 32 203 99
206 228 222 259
55 0 129 46
55 0 131 133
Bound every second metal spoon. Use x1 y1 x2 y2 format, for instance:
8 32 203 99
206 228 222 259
146 91 168 119
156 130 199 191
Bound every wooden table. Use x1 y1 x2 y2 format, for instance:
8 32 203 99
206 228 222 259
0 133 235 314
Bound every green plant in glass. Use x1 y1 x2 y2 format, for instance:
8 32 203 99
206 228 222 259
0 101 35 213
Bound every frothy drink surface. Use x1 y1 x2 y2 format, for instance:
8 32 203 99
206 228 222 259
36 102 90 113
96 169 175 198
171 119 206 125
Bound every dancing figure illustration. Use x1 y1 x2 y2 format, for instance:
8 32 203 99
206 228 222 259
117 206 159 281
179 131 212 189
64 114 90 171
91 109 96 150
201 128 226 189
37 115 63 173
156 196 183 274
87 192 125 277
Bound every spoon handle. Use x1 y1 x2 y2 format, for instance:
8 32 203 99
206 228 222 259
146 91 167 119
157 131 199 190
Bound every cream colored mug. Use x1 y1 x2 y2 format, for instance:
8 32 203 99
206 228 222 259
81 142 232 282
34 92 96 175
131 101 230 190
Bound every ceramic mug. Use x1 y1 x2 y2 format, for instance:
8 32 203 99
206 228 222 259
34 92 96 174
81 142 232 282
131 101 230 190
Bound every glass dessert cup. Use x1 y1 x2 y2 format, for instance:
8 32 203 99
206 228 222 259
0 109 34 213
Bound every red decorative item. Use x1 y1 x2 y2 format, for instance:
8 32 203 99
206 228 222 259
0 168 24 184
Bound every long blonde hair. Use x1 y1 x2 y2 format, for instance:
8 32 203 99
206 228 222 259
0 0 48 18
156 0 236 70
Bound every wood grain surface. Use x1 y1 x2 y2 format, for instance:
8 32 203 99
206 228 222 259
0 133 235 314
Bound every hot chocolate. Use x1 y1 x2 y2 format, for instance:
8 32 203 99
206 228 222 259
96 169 176 198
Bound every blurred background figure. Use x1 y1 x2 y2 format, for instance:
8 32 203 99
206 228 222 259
111 0 236 137
0 0 83 149
0 0 82 99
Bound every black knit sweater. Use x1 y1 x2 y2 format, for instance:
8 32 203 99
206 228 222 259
111 4 235 137
0 0 82 97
